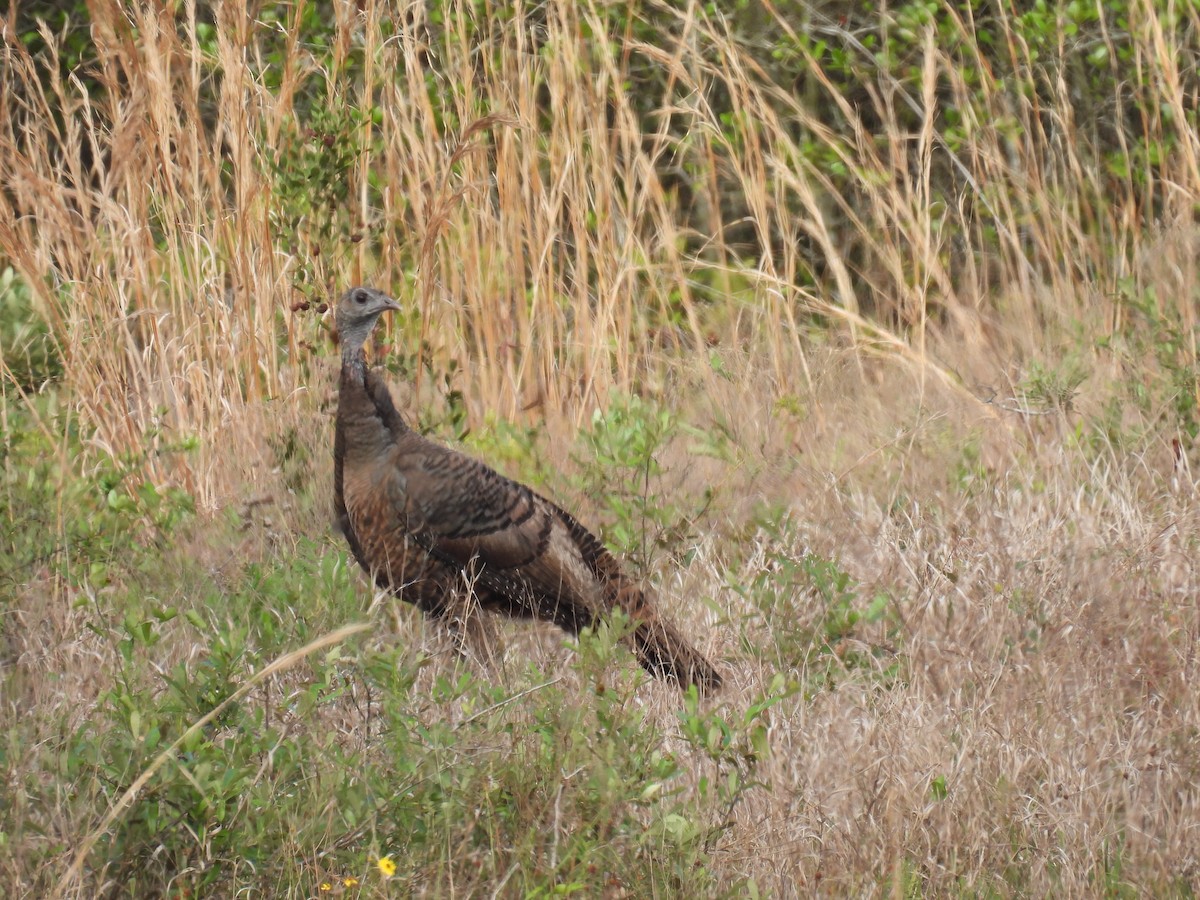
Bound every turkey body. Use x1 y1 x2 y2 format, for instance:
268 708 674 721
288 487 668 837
333 286 722 694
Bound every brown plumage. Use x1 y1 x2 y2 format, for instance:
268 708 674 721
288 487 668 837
333 286 722 694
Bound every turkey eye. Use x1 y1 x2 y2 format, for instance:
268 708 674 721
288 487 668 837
354 291 368 304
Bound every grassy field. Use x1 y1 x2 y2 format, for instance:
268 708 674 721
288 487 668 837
2 0 1200 896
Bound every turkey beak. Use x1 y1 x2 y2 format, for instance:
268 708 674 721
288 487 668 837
383 297 402 313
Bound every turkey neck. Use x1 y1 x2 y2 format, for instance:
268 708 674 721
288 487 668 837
337 340 397 457
337 307 383 378
340 340 369 385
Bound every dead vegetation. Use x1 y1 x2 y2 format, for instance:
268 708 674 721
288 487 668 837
2 0 1199 896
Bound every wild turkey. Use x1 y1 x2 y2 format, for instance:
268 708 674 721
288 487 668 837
334 285 722 694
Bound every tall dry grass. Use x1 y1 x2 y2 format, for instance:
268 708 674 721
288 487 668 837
4 0 1200 895
3 0 1195 504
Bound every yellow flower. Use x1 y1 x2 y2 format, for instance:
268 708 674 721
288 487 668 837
377 856 397 879
318 883 333 893
343 876 360 887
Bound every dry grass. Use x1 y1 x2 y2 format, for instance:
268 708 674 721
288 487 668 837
3 0 1200 896
7 0 1194 503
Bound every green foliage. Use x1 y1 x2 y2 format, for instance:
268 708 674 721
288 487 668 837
575 395 713 570
732 507 901 691
0 268 62 390
1098 279 1200 441
269 102 370 301
1018 358 1089 414
951 435 989 496
15 1 97 86
377 318 474 442
677 672 791 837
268 424 311 494
688 0 1198 311
463 415 550 487
59 611 736 895
0 402 195 607
1091 833 1139 899
71 603 376 893
887 857 929 899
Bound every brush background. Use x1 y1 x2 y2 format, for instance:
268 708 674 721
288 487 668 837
2 1 1199 896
